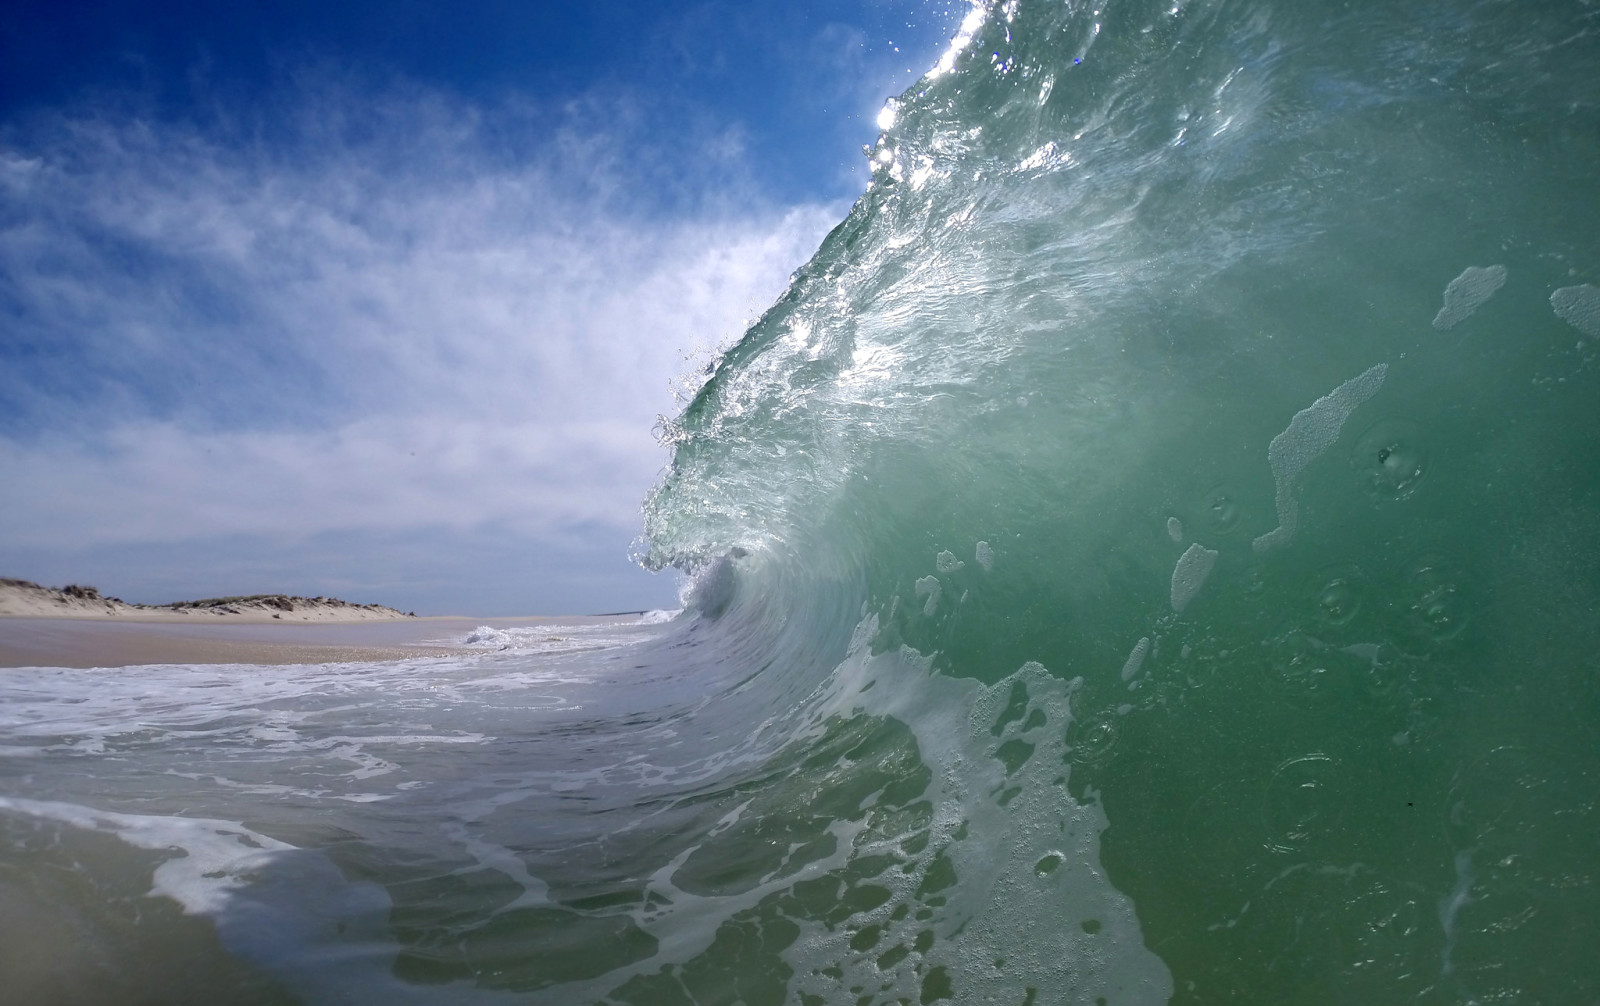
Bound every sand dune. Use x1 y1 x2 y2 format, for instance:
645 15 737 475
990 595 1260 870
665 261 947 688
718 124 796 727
0 578 414 622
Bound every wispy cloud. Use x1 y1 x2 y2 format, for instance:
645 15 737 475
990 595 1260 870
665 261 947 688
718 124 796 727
0 80 843 609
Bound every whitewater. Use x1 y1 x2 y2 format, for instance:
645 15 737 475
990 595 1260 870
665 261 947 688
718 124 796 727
4 0 1599 1002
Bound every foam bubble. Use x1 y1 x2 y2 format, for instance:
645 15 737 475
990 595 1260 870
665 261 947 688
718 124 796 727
1551 284 1600 337
1167 516 1185 542
1171 543 1219 612
1432 265 1507 330
915 575 942 615
936 550 965 573
1253 364 1388 553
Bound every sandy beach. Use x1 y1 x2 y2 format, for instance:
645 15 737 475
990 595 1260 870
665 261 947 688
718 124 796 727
0 577 415 622
0 615 622 668
0 578 618 667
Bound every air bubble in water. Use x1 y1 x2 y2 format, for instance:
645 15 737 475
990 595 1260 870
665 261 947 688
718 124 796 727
1391 552 1469 650
1351 419 1429 499
1198 484 1241 536
1069 713 1120 766
1413 589 1465 640
1315 570 1364 627
1263 753 1343 854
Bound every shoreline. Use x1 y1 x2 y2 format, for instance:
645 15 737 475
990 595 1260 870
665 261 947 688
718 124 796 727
0 615 629 670
0 611 466 625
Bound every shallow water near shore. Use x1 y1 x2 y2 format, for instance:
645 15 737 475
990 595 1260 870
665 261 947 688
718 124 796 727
5 0 1600 1000
1 612 1171 1005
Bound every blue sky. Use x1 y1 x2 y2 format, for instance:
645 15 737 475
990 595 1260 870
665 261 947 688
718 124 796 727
0 1 966 614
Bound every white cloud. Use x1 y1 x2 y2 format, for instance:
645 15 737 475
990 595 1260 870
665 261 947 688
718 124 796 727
0 86 844 581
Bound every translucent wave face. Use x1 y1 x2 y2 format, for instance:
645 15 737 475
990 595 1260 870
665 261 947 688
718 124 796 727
641 0 1600 1000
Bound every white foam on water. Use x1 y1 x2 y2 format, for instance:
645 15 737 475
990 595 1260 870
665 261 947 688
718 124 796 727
915 574 943 615
936 549 966 573
627 815 870 982
500 615 1173 1005
458 619 657 654
1551 284 1600 337
975 540 995 571
781 627 1173 1004
1121 636 1152 682
1170 543 1219 612
1431 265 1507 330
1253 364 1388 553
1166 516 1185 542
441 821 553 914
0 796 515 1005
0 795 294 915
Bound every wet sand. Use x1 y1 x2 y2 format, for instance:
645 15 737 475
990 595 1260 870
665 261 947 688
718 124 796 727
0 616 621 668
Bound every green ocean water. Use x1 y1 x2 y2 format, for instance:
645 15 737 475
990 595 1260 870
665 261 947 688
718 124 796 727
642 0 1600 1000
2 0 1598 1003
